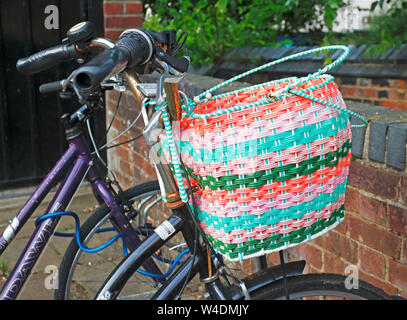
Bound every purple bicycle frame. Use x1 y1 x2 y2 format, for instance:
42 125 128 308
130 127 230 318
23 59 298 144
0 132 162 300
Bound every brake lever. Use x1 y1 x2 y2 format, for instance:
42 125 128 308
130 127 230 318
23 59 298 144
155 46 190 73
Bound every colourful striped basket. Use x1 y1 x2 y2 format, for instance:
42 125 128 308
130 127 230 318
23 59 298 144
159 45 367 261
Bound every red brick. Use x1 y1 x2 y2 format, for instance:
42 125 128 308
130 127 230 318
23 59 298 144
323 251 347 274
389 260 407 291
119 159 132 177
266 252 281 266
389 205 407 236
358 88 377 98
302 264 319 275
125 2 143 14
288 243 323 270
338 86 355 97
133 140 150 159
402 240 407 264
335 216 348 235
112 117 126 133
314 230 358 264
344 187 359 213
115 171 133 190
360 246 386 278
348 215 401 259
106 90 121 102
400 176 407 205
105 16 143 29
116 145 131 162
105 29 123 41
388 90 404 101
380 100 407 111
401 291 407 299
141 163 157 180
359 270 398 296
104 2 123 15
358 194 387 226
242 259 253 275
131 151 156 180
348 161 399 199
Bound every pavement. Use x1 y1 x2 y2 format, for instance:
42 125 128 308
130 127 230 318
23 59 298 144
0 184 97 299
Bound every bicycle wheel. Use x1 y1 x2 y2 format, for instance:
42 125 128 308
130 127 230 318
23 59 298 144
54 180 199 300
248 273 394 300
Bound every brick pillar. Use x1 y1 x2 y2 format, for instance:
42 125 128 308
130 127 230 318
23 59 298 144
103 1 153 190
103 0 143 40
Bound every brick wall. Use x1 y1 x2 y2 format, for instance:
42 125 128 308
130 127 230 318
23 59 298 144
105 90 156 189
337 77 407 112
212 45 407 113
281 159 407 298
103 0 152 190
103 0 143 40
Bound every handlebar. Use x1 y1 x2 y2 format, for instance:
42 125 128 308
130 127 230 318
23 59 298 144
72 30 153 99
16 44 82 75
16 24 191 102
39 79 66 94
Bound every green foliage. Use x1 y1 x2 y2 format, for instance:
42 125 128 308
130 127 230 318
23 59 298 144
326 0 407 57
364 0 407 55
0 260 11 279
143 0 346 67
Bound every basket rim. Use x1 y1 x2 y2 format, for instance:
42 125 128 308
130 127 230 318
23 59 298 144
182 74 336 120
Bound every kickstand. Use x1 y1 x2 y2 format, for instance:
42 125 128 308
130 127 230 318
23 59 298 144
279 250 290 300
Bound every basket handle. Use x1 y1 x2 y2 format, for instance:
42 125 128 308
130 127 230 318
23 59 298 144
196 45 349 101
189 45 367 128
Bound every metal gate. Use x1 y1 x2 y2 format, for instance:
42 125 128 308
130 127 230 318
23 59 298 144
0 0 105 190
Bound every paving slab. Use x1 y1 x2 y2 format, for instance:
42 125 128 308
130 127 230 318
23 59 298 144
0 185 97 299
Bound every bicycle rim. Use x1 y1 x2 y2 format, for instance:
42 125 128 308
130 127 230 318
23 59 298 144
249 273 393 300
56 182 201 300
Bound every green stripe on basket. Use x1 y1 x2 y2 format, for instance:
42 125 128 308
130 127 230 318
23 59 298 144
195 178 348 232
205 205 345 260
177 139 351 191
162 111 350 165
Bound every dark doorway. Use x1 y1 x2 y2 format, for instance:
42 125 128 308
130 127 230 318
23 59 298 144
0 0 105 190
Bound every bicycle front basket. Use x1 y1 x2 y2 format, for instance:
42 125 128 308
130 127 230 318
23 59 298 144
160 46 363 262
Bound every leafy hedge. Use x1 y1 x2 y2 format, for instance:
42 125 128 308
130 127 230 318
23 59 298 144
143 0 346 67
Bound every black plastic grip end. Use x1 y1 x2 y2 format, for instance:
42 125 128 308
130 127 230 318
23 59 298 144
16 44 80 75
72 47 129 98
39 80 65 94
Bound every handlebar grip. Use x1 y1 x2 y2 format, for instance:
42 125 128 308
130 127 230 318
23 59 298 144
16 44 80 75
72 47 129 96
72 32 152 98
39 80 65 94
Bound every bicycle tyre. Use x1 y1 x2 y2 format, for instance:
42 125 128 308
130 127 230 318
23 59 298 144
54 180 193 300
248 273 394 300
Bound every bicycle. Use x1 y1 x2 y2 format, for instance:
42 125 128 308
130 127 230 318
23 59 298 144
8 21 397 300
0 21 189 300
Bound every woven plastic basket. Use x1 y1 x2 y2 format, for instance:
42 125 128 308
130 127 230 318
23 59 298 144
159 45 366 261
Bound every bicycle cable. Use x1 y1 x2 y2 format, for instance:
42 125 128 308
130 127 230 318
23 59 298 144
106 91 122 135
35 211 188 279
